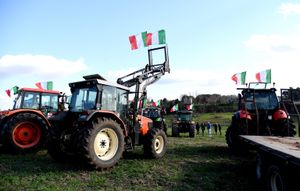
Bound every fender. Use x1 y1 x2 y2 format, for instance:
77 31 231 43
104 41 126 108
235 110 252 120
273 109 287 120
0 109 51 127
83 110 128 136
137 115 152 136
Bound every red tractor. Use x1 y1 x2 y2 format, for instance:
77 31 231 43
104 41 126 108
46 46 170 170
0 87 64 153
226 82 296 152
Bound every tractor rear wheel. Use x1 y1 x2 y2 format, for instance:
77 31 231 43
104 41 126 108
77 118 124 170
3 113 47 153
172 125 179 137
189 125 195 138
225 123 246 153
47 123 74 162
143 128 167 158
273 119 296 137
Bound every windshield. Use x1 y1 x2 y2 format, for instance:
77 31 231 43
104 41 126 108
244 91 278 110
41 93 59 112
177 113 192 121
70 87 97 112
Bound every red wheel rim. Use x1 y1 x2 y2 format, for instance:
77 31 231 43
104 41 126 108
12 122 41 149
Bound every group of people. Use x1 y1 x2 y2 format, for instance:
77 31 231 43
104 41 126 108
195 121 222 136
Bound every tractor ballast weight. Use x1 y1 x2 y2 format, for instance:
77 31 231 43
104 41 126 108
226 82 296 152
46 46 170 170
0 88 64 153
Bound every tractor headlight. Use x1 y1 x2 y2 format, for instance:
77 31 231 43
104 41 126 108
268 115 272 120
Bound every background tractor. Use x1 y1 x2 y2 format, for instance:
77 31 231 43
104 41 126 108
46 46 170 170
171 110 195 137
226 82 297 152
0 87 64 153
142 106 167 134
171 97 195 137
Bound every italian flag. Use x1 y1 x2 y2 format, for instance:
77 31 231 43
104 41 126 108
5 86 19 97
170 104 178 112
231 71 246 85
152 100 161 107
256 69 271 83
129 31 147 50
146 29 166 46
139 99 147 108
35 81 53 90
186 104 193 110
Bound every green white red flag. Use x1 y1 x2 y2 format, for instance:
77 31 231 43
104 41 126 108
170 104 178 112
129 29 166 50
146 30 166 46
231 71 246 85
186 104 193 110
35 81 53 90
256 69 271 83
152 100 161 107
129 31 147 50
5 86 19 97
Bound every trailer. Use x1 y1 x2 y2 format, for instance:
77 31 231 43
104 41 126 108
240 135 300 191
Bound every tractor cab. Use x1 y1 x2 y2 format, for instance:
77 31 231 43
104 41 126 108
13 88 61 117
176 110 193 122
68 74 129 122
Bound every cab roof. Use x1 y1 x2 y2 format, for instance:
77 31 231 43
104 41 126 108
20 88 61 94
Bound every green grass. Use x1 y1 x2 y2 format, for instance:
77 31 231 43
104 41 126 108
0 112 258 191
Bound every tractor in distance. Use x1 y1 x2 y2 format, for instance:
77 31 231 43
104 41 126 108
141 106 167 134
225 82 297 152
171 97 196 138
0 87 65 153
46 46 170 170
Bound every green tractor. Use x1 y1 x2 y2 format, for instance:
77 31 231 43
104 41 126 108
171 110 195 138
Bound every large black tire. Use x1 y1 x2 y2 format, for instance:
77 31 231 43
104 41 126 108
143 128 167 159
267 165 287 191
272 119 296 137
189 125 195 138
225 123 246 153
46 123 74 162
3 113 47 153
77 118 124 170
172 124 179 137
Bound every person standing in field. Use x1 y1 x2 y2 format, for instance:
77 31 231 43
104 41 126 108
196 122 200 135
218 123 222 135
207 122 212 136
213 123 218 135
201 122 205 136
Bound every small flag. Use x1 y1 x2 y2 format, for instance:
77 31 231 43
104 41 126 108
5 89 11 97
152 100 161 107
231 71 246 85
35 81 53 90
256 69 271 83
146 29 166 46
170 104 178 112
187 104 193 110
12 86 19 95
139 99 147 108
129 31 147 50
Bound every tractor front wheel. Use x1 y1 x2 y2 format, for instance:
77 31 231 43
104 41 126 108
77 118 124 170
143 128 167 158
3 113 47 153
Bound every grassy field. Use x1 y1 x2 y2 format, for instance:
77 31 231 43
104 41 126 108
0 112 259 191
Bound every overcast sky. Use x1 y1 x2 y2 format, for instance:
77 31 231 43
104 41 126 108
1 1 300 110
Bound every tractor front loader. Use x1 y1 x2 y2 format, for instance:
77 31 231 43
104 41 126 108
46 46 170 170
